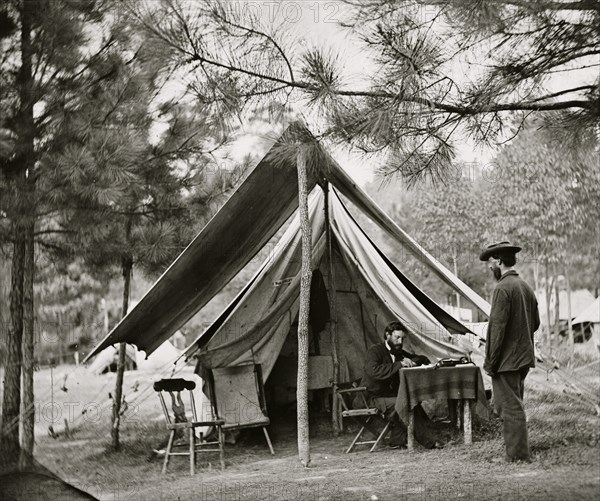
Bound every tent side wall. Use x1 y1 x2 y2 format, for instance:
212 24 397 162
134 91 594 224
87 345 137 375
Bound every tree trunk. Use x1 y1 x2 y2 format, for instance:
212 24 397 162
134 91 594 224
543 259 553 351
453 257 461 314
324 183 340 436
20 216 35 468
57 310 63 365
0 222 26 466
553 264 560 355
565 265 574 364
102 298 109 337
533 258 539 297
111 253 133 451
0 0 35 467
296 146 312 467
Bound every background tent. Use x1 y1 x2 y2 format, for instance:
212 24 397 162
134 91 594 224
87 340 184 375
86 344 137 375
84 123 490 364
135 340 184 372
572 297 600 347
537 289 595 329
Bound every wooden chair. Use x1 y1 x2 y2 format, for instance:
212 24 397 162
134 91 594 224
336 382 392 453
208 364 275 455
153 378 225 475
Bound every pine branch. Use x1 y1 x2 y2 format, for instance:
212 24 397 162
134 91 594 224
186 50 596 114
211 4 296 83
486 0 600 12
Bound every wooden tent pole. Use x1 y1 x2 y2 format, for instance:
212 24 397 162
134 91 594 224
296 144 312 467
324 182 341 436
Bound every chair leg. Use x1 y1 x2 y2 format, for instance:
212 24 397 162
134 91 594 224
218 426 225 471
262 426 275 455
162 430 175 474
189 428 195 476
346 418 370 454
370 420 391 452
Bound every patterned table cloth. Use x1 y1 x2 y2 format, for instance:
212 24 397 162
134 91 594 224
395 365 489 424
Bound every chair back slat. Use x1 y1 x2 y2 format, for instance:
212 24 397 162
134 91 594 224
189 391 198 422
168 391 188 424
157 393 172 425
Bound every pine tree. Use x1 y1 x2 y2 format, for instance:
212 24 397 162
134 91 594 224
0 0 141 465
0 0 45 465
47 26 242 450
0 0 240 462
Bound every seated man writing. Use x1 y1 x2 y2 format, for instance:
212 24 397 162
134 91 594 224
356 321 438 449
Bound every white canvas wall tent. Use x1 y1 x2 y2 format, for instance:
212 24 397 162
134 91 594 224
572 296 600 347
537 289 595 330
184 188 478 391
84 123 492 402
135 340 185 372
573 296 600 326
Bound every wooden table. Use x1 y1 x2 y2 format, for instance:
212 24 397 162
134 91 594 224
395 365 488 451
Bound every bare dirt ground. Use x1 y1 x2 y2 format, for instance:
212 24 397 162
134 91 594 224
26 364 600 501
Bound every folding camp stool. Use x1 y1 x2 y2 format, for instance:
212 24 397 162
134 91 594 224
336 383 392 453
154 378 225 474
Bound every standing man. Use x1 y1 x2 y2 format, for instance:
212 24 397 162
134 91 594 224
479 241 540 462
358 321 436 449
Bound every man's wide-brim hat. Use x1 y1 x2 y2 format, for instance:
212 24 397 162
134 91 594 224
479 241 522 261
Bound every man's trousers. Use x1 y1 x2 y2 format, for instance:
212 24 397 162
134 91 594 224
492 367 531 461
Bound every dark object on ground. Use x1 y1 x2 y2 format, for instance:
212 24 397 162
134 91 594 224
0 471 98 500
1 450 98 501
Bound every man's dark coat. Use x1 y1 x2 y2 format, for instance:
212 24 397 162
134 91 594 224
359 342 416 398
484 270 540 375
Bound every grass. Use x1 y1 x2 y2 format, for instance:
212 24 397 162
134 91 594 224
4 361 600 500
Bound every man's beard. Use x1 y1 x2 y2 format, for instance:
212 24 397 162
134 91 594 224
490 265 502 281
390 344 404 356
